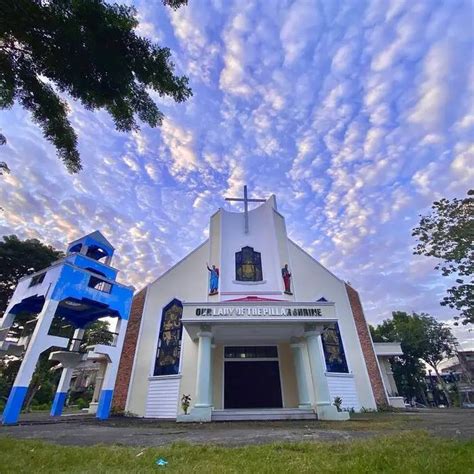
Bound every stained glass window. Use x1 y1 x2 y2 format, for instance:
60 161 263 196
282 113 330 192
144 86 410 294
321 323 349 373
235 246 263 282
153 299 183 376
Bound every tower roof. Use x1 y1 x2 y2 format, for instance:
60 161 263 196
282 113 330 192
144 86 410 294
84 231 115 250
67 230 115 258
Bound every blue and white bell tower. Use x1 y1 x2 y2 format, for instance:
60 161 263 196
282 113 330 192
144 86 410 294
0 231 134 425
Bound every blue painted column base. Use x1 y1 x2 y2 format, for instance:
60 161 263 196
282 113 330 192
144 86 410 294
2 386 28 425
96 390 114 420
50 392 67 417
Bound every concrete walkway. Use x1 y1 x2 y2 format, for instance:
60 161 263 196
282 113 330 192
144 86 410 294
0 409 472 447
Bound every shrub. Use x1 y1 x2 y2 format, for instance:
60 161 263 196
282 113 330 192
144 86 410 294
181 394 191 415
333 396 343 412
76 398 89 410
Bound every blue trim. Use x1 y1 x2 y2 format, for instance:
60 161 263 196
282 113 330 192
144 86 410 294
50 392 67 417
96 390 114 420
2 386 28 425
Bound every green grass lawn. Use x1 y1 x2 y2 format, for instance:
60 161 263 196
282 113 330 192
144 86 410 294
0 431 472 474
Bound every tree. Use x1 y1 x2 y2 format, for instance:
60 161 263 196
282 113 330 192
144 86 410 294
0 235 64 315
81 320 114 349
0 0 191 173
370 319 427 403
0 357 21 403
413 189 474 325
371 311 456 405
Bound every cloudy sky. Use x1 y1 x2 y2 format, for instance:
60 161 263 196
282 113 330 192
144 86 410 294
0 0 472 347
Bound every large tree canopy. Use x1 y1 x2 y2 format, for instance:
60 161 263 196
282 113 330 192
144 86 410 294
0 0 191 172
0 235 64 314
413 189 474 325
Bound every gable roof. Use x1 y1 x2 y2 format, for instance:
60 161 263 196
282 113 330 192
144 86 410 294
86 230 115 249
68 230 115 251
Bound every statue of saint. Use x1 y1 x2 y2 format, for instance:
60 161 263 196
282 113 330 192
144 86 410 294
281 264 292 294
207 263 219 295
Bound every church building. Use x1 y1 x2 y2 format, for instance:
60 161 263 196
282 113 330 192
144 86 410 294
112 188 403 421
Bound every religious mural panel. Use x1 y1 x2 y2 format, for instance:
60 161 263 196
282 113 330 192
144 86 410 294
321 323 349 373
235 246 263 282
153 299 183 376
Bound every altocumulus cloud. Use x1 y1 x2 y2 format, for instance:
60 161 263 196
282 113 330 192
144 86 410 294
0 0 472 347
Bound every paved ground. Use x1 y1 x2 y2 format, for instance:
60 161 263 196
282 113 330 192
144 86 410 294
0 409 472 447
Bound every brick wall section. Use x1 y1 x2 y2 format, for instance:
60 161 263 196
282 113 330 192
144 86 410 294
345 283 388 406
112 287 147 412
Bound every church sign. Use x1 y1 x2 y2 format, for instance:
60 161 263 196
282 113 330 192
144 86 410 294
183 303 336 321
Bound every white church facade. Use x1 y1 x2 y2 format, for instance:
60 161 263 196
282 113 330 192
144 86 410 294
112 189 403 421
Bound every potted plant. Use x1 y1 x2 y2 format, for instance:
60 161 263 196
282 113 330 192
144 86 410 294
181 394 191 415
333 396 343 412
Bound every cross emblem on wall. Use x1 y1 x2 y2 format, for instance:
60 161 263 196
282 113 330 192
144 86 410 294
225 185 266 234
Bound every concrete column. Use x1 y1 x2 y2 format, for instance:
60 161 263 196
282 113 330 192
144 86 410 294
208 344 215 407
93 364 107 402
178 327 213 422
0 298 24 354
50 328 85 417
195 330 213 408
2 299 69 425
96 317 128 420
290 342 312 409
0 311 17 356
304 325 349 421
379 357 397 396
0 312 16 341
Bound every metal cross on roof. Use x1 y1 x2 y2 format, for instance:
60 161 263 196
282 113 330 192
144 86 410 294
225 185 266 234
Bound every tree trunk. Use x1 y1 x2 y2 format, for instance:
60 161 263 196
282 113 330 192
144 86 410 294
23 381 40 412
432 365 451 407
418 385 428 406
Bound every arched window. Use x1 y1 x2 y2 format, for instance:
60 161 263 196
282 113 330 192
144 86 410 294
153 299 183 376
321 323 349 373
235 246 263 282
69 243 82 254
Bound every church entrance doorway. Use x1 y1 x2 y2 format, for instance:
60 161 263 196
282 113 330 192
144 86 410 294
223 346 283 409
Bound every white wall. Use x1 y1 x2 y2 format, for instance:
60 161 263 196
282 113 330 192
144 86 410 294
219 198 285 297
288 241 377 410
5 264 63 312
126 242 209 416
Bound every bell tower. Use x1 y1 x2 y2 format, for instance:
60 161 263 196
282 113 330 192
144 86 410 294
0 231 134 425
